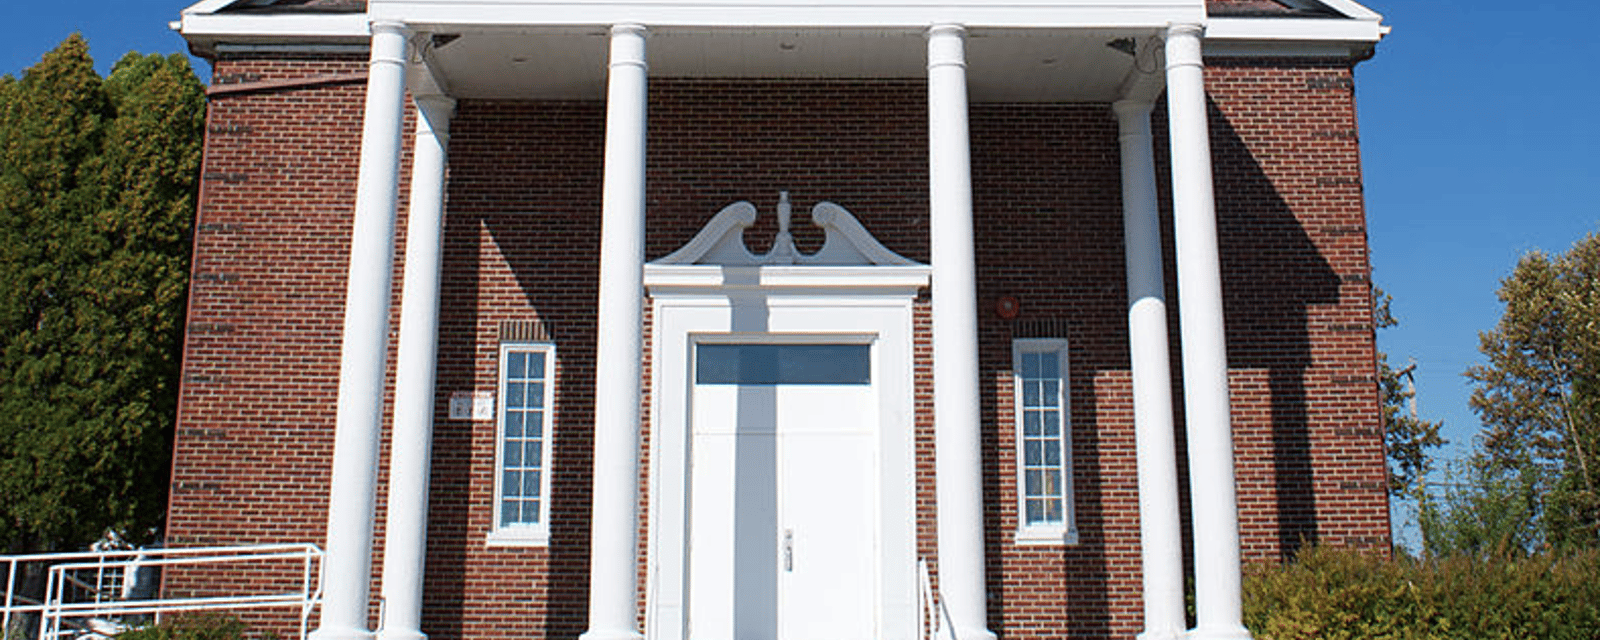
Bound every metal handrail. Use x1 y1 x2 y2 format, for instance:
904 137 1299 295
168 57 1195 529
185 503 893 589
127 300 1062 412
2 543 323 640
918 558 957 640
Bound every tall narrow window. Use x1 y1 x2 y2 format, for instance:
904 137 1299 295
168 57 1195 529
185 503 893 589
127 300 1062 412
490 342 556 545
1013 339 1077 544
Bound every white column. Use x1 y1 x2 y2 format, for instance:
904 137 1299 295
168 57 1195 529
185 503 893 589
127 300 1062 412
926 24 997 640
581 23 648 640
1114 99 1186 640
1163 23 1251 640
312 19 411 640
376 93 454 640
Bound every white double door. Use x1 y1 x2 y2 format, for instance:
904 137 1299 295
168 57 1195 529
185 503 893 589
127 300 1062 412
687 352 878 640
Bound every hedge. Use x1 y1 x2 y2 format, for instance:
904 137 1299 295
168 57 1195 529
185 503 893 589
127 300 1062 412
1242 546 1600 640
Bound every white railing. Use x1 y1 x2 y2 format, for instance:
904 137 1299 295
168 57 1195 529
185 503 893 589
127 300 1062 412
2 543 323 640
918 558 956 640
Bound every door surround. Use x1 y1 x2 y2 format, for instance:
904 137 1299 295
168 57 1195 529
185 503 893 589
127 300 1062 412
642 197 929 640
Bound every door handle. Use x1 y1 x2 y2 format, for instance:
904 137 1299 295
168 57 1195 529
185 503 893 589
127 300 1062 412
783 529 794 572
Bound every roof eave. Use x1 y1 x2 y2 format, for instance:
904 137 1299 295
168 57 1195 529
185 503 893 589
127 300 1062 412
179 12 371 57
1203 12 1385 60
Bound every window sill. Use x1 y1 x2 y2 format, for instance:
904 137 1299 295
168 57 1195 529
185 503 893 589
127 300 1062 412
1014 526 1079 546
485 527 550 547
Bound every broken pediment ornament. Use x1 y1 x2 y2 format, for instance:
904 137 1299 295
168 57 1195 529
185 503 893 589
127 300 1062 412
652 192 919 267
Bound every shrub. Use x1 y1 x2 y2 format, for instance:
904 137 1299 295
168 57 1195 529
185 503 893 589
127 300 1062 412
115 613 248 640
1243 546 1600 640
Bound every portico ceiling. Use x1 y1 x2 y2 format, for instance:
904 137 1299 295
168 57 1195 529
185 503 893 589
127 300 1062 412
415 27 1160 102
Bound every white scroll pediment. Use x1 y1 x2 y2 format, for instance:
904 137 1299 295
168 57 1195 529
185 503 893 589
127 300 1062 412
651 192 920 267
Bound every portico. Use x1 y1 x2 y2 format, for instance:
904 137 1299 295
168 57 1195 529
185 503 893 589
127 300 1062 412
172 1 1387 639
328 10 1223 640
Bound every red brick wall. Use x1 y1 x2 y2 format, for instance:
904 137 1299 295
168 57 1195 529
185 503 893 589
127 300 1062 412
168 59 1388 640
1202 58 1390 558
165 53 416 633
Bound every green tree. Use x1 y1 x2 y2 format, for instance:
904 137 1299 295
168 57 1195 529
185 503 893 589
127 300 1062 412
1418 456 1543 558
0 35 203 552
1466 231 1600 549
1375 288 1447 503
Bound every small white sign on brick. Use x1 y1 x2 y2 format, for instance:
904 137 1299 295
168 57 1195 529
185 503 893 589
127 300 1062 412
448 390 495 421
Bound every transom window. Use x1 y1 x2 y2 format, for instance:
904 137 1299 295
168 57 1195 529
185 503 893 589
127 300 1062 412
1013 338 1078 545
490 343 556 545
695 343 871 385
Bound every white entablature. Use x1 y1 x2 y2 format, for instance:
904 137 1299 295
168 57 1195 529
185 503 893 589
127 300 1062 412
177 0 1385 102
369 0 1205 30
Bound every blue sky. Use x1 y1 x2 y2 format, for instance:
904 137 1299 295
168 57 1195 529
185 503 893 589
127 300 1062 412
3 2 1597 467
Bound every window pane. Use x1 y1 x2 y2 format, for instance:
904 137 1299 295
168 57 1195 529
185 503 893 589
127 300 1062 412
1022 380 1040 408
1025 499 1044 525
508 352 526 379
525 411 543 438
527 352 546 378
506 382 526 409
505 411 524 438
1023 412 1042 437
528 383 545 408
1042 470 1062 497
524 500 541 524
504 442 523 467
1024 440 1042 466
1044 439 1061 466
524 440 542 469
1043 498 1063 524
1042 380 1061 407
1025 470 1044 496
524 471 541 498
500 500 519 526
1043 411 1060 437
503 471 521 499
1038 353 1059 378
1021 353 1041 378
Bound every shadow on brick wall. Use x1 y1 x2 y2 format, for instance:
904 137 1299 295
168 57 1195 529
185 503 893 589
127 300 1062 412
1206 96 1342 557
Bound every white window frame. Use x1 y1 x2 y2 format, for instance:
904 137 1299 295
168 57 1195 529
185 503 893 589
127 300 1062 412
1012 338 1079 545
487 342 557 546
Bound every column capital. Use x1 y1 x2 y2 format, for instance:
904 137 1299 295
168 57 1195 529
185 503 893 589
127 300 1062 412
370 19 411 36
611 23 649 37
609 24 649 71
926 24 967 70
369 21 411 67
1164 23 1205 71
1166 22 1204 39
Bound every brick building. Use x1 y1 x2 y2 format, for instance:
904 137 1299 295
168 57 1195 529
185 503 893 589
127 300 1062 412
168 1 1392 639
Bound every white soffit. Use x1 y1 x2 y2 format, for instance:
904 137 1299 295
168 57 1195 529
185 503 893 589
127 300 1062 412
420 27 1146 101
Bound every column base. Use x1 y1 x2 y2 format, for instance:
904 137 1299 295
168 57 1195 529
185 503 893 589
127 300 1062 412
578 629 644 640
1139 627 1186 640
1187 624 1253 640
954 625 998 640
375 629 426 640
308 627 374 640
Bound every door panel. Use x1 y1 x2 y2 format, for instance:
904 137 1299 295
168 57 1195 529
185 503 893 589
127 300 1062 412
776 386 875 640
688 344 876 640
